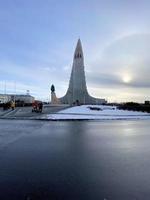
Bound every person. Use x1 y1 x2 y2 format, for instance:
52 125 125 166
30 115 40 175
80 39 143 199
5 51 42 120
3 103 6 110
32 101 38 112
39 102 43 113
11 101 15 110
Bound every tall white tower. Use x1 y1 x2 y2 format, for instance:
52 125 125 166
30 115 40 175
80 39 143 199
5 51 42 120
59 39 106 105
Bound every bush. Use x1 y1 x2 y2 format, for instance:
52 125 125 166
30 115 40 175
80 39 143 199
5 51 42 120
118 102 150 113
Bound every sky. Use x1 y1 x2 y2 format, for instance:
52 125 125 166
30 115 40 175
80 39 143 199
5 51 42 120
0 0 150 103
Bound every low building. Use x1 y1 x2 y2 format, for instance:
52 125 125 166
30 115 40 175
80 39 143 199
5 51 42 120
0 94 35 104
0 94 11 103
12 94 35 104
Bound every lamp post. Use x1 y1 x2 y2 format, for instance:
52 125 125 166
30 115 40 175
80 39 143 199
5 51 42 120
14 81 16 104
4 81 6 103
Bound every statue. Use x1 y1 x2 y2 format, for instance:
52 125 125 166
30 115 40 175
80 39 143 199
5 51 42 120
50 84 60 104
51 84 55 93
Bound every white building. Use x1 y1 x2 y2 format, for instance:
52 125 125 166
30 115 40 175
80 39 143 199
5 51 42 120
13 94 35 104
0 94 35 104
0 94 11 103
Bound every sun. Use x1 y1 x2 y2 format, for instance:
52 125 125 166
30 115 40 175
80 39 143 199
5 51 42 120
122 74 132 83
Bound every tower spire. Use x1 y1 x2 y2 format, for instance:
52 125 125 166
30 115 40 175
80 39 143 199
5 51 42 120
58 38 107 105
73 38 84 65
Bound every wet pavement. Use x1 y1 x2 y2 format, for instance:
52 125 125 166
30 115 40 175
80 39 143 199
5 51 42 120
0 105 69 119
0 120 150 199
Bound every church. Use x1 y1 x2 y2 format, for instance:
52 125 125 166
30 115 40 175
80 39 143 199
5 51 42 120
58 39 107 105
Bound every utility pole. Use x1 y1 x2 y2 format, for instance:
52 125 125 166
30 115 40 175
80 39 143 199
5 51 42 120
4 81 6 103
14 81 16 103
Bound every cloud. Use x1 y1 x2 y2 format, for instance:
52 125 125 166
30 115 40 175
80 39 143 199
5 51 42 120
86 33 150 90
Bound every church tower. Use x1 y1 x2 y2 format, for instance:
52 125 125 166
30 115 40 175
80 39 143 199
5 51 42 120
59 39 107 105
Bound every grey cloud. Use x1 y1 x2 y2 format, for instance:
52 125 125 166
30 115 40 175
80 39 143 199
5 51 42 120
87 73 122 87
86 33 150 90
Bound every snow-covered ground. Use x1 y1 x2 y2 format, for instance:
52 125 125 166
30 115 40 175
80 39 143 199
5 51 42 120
46 105 150 120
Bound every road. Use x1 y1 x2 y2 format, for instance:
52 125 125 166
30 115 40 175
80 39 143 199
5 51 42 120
0 105 69 119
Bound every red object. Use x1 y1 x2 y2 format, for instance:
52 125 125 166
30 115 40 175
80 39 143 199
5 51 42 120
32 101 43 113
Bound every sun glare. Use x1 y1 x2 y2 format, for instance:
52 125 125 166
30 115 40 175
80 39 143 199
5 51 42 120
122 74 132 83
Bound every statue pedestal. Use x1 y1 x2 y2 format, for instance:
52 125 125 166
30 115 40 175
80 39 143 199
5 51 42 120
51 92 60 104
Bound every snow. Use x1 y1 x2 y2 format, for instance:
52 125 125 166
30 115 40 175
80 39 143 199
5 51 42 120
47 105 150 120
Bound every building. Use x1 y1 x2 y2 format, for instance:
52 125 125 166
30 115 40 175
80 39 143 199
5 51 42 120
0 94 11 103
12 94 35 104
0 94 34 104
59 39 107 105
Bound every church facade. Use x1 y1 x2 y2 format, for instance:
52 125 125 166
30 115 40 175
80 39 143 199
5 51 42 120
59 39 107 105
